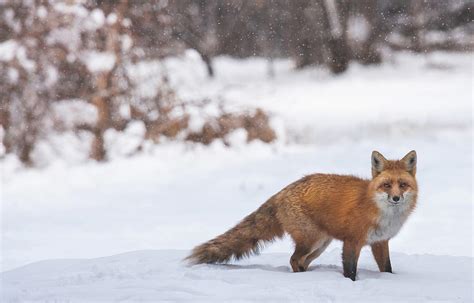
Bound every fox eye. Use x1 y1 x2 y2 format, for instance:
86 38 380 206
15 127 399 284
383 182 391 189
400 182 408 188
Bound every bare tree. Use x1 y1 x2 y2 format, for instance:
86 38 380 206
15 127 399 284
167 0 218 77
86 0 131 161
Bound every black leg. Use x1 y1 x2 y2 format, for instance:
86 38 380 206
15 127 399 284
371 240 392 273
342 241 362 281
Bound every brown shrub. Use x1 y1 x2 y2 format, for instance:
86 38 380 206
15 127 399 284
186 108 276 145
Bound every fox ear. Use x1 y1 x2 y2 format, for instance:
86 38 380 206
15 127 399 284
371 151 387 177
401 150 417 176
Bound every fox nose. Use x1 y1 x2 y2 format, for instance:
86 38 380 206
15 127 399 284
392 196 400 202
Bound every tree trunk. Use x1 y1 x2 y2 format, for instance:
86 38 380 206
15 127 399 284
322 0 350 74
18 139 33 167
327 37 349 74
89 0 128 161
201 53 214 78
90 75 110 162
267 57 275 78
290 1 325 68
0 100 12 155
359 0 382 65
410 0 425 52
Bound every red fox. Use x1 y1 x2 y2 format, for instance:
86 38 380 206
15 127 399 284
186 150 418 281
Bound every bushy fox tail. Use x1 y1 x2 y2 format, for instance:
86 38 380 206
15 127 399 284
185 199 283 264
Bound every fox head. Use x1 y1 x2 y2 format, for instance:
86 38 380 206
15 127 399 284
369 150 418 206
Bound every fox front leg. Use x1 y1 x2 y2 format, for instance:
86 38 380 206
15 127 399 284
371 240 392 273
342 241 363 281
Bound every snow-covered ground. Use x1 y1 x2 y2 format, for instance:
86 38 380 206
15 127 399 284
2 250 472 302
1 52 472 302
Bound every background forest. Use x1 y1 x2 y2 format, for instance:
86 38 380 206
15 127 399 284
1 0 472 165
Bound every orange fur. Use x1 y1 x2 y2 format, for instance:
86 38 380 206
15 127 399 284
186 150 418 281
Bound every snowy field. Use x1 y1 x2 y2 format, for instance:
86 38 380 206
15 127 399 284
2 250 472 302
1 52 473 302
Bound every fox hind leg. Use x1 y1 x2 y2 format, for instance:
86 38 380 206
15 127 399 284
289 229 331 272
290 236 332 272
303 237 332 270
282 204 326 272
290 243 313 272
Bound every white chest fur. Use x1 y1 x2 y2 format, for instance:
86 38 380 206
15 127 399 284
366 192 412 244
